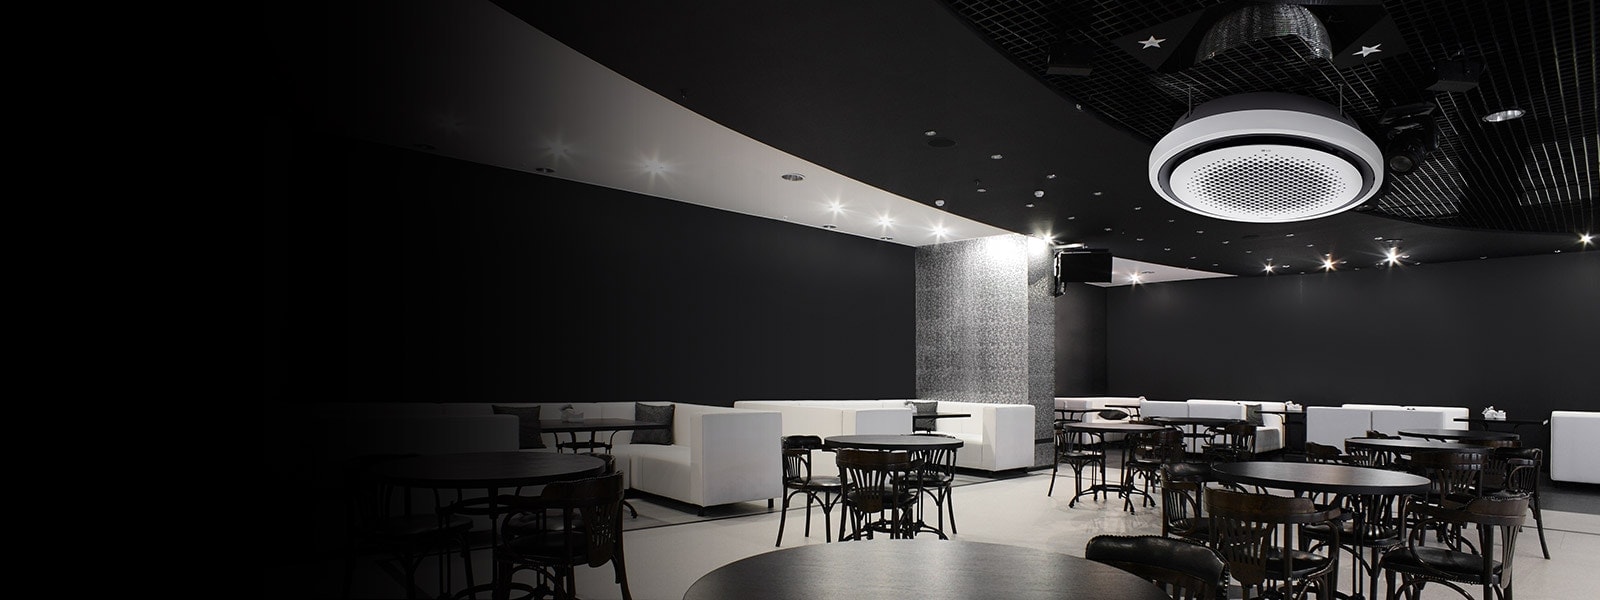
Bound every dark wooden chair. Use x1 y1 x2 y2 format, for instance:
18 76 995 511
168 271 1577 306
1087 534 1229 600
1206 487 1342 600
1304 441 1354 465
775 435 842 546
1202 423 1258 463
1381 493 1529 600
1049 419 1105 505
1160 465 1213 545
905 433 960 536
1478 447 1549 559
1124 427 1185 511
835 448 921 540
341 454 476 600
492 472 631 600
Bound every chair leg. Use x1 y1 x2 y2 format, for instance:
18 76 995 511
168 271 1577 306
614 545 633 600
1048 459 1059 496
775 490 793 547
945 486 956 534
1531 495 1550 559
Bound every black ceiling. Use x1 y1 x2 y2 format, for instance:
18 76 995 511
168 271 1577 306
493 1 1592 276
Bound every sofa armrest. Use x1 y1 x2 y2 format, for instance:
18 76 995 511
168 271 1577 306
691 409 783 507
1551 411 1600 484
983 404 1037 471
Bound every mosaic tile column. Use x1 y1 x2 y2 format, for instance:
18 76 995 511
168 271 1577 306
915 234 1056 467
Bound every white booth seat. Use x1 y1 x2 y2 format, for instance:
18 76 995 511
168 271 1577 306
1369 407 1453 434
738 399 1035 472
1055 397 1144 442
1138 399 1191 420
417 402 783 513
732 400 912 476
1551 411 1600 484
1305 406 1375 449
1187 399 1288 454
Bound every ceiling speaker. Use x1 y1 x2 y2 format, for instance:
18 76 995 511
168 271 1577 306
1148 92 1384 223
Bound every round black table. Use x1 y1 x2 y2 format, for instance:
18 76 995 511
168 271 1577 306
1064 422 1170 513
1343 438 1486 469
1149 416 1244 454
368 452 606 600
823 434 964 450
1397 428 1519 442
1211 461 1430 600
681 539 1173 600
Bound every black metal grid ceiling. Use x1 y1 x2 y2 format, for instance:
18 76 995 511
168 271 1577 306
943 0 1595 234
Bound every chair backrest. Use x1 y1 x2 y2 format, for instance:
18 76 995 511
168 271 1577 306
1053 420 1099 453
909 434 958 483
835 448 919 513
1397 493 1529 585
1407 450 1488 503
499 471 627 569
1211 423 1258 453
1205 488 1341 591
780 435 824 484
1494 447 1542 495
1087 534 1228 600
1461 437 1521 449
1161 476 1209 543
1135 428 1186 462
1343 440 1396 469
1365 430 1400 439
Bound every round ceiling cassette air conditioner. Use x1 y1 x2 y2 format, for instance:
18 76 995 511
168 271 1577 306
1149 92 1383 223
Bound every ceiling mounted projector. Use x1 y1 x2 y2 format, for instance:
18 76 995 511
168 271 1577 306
1149 92 1384 223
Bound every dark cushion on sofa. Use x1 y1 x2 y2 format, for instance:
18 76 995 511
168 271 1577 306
1242 403 1264 426
632 403 675 445
492 404 547 449
906 400 938 431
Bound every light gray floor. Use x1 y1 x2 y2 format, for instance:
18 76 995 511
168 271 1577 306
309 466 1600 600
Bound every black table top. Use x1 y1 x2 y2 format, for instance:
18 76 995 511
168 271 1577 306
926 412 971 419
1212 461 1430 495
1344 438 1489 453
367 451 605 489
823 434 965 450
1398 428 1519 441
539 418 668 433
1064 422 1170 434
681 539 1172 600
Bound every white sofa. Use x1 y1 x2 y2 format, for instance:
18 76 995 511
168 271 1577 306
1305 404 1469 449
1120 398 1289 454
309 402 782 514
735 399 1036 472
1054 397 1144 443
732 400 911 477
1551 411 1600 484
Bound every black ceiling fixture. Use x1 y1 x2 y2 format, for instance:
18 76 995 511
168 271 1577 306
943 0 1595 235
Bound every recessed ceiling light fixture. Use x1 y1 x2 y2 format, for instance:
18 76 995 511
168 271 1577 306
990 154 1004 160
533 167 555 174
781 173 805 181
1150 92 1384 223
1580 233 1593 246
1483 108 1526 123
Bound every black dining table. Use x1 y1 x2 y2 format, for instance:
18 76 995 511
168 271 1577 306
681 539 1173 600
1063 421 1170 513
1397 428 1519 442
1149 416 1243 454
368 452 606 600
1211 461 1430 600
540 417 668 453
823 434 964 539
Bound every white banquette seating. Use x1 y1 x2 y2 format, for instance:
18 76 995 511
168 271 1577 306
1551 411 1600 484
1304 404 1469 448
1053 397 1145 443
734 399 1036 472
308 402 783 513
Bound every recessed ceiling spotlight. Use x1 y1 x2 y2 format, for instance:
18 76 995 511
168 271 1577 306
1047 174 1058 179
1285 233 1295 237
1034 190 1045 198
932 226 949 237
1323 256 1337 270
1196 230 1205 234
1136 238 1145 242
1128 272 1143 283
881 236 894 241
977 188 987 193
924 130 938 136
781 173 805 181
1025 203 1036 208
877 216 895 227
1067 216 1076 220
1104 227 1113 232
1134 206 1143 210
934 199 946 207
990 154 1004 160
1062 243 1087 249
1306 244 1315 248
1264 264 1276 273
1483 108 1526 123
534 167 555 174
1580 233 1594 245
821 224 838 229
1093 191 1103 196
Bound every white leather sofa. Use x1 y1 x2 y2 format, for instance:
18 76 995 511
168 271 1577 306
1306 404 1469 449
1122 398 1289 454
310 402 782 514
732 400 912 477
447 402 782 512
1054 397 1144 443
736 399 1036 472
1551 411 1600 484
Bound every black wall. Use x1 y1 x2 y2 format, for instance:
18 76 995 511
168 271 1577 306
1105 251 1600 418
1053 282 1108 395
266 130 917 406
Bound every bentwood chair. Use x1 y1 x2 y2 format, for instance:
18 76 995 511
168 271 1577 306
1087 534 1229 600
1160 465 1213 545
1381 493 1530 600
776 435 841 546
1478 448 1549 559
835 448 921 540
341 454 476 600
904 433 960 537
1125 427 1186 510
1049 419 1105 505
493 471 630 600
1206 488 1342 600
1202 423 1259 464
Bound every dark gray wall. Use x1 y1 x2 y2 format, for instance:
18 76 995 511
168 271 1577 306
1053 282 1108 395
266 130 918 406
1104 251 1600 449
